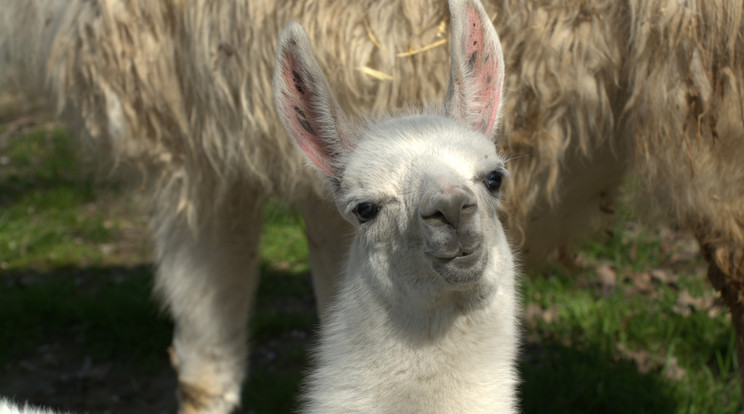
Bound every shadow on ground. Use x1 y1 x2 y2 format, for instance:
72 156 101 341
521 340 676 414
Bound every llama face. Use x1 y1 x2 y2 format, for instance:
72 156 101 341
335 115 508 285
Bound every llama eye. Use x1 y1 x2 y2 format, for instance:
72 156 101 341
484 170 503 193
354 202 380 223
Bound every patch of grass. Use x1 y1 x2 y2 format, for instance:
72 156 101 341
260 201 310 274
521 215 741 413
0 127 114 269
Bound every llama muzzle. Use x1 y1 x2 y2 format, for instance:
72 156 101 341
419 181 487 284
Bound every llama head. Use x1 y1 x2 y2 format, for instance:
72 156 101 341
274 0 508 288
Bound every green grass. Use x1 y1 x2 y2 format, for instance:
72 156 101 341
260 201 310 275
0 127 110 268
0 122 741 413
519 217 741 413
521 271 738 412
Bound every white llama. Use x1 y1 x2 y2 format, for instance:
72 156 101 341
274 0 519 412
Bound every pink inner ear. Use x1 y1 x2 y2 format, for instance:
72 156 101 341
280 54 337 177
465 5 502 135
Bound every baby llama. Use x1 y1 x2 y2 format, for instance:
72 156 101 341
273 0 520 412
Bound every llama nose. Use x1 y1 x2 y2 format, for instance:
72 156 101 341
420 184 477 229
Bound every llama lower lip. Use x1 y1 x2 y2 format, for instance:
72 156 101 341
432 249 486 285
448 251 480 266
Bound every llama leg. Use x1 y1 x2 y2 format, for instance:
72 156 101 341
299 199 353 320
154 195 263 414
702 244 744 397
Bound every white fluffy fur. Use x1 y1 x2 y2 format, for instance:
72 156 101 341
0 399 69 414
275 1 519 412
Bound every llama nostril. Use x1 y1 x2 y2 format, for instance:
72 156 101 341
422 210 447 224
420 185 477 229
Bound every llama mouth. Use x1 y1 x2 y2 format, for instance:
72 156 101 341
431 248 487 285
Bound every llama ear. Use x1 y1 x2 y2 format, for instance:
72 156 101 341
443 0 505 141
273 23 354 182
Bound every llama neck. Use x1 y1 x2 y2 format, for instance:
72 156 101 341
305 241 519 413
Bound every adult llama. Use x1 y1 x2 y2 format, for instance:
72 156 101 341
1 0 743 412
274 0 518 411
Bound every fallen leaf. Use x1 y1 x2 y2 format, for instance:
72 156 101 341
616 342 652 374
630 272 654 295
595 264 616 298
650 268 678 286
525 303 559 324
664 356 686 381
525 304 542 321
542 307 557 324
708 306 723 319
673 288 716 317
